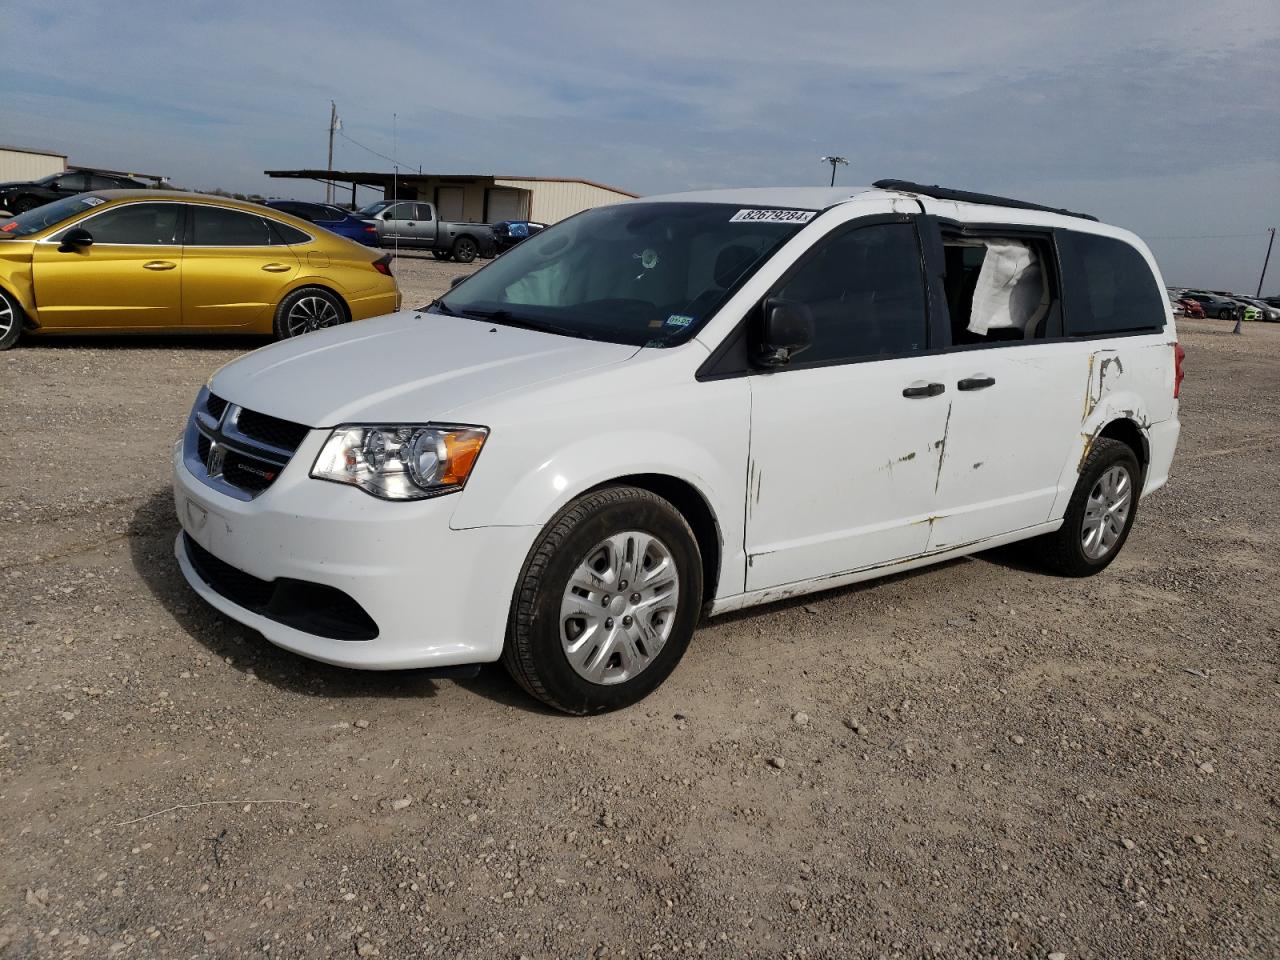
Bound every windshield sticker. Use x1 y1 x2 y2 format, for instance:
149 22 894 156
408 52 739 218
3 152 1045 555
730 208 817 224
665 314 693 328
82 197 106 207
635 248 659 270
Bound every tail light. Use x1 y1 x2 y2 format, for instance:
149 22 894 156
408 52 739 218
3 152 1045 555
372 254 393 277
1173 342 1185 398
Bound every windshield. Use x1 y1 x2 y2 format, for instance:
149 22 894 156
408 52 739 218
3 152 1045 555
359 200 392 217
436 202 813 346
0 194 106 238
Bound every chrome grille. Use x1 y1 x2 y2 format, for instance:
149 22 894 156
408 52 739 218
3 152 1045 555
183 389 311 501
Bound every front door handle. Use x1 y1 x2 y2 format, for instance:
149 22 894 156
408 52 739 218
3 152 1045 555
902 381 946 398
957 376 996 391
143 260 176 270
261 263 292 273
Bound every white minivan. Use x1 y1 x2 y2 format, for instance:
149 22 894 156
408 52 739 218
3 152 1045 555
173 180 1183 714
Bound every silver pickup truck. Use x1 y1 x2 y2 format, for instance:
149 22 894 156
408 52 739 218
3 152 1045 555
358 200 496 262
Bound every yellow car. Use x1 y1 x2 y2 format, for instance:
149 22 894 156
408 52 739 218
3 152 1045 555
0 190 400 349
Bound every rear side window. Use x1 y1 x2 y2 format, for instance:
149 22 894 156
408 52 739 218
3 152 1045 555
414 203 434 220
1059 231 1165 335
191 206 274 246
268 219 312 245
774 221 928 365
78 202 183 244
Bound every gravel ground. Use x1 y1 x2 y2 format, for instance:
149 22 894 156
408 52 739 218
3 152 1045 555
0 261 1277 960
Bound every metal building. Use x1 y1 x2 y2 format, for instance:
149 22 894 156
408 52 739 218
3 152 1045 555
0 144 67 182
264 170 638 223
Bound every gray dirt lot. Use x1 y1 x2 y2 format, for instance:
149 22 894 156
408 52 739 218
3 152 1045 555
1 252 1277 958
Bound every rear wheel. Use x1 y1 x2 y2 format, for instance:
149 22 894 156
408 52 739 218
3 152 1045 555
451 237 478 263
0 288 23 350
273 287 347 340
1218 308 1233 320
1029 437 1140 576
502 486 702 714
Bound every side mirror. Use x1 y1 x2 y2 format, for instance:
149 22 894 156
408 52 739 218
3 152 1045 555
449 276 467 289
59 227 94 251
754 298 814 367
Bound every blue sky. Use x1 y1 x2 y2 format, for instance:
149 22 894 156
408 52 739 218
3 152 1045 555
4 0 1278 292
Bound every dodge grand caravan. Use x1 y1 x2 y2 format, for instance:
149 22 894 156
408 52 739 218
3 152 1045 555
173 180 1183 714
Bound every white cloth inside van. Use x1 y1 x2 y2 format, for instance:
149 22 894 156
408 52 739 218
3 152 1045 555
968 239 1045 336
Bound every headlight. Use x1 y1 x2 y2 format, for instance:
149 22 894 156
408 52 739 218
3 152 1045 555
311 424 488 500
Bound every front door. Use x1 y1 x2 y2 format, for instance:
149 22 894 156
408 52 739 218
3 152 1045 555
32 200 185 329
378 201 432 246
746 219 951 591
181 204 299 329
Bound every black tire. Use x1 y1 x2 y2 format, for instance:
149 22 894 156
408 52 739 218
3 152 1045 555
11 195 39 214
0 287 23 350
1029 437 1141 577
1218 308 1233 320
272 286 347 340
451 236 478 263
502 486 703 714
431 250 450 261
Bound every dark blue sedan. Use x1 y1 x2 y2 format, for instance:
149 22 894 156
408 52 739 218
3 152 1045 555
263 200 380 246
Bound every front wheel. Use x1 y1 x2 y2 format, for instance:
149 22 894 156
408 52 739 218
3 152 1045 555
451 237 478 263
431 250 450 261
273 287 347 340
1029 438 1140 576
502 487 703 714
1218 308 1233 320
11 195 39 214
0 288 24 350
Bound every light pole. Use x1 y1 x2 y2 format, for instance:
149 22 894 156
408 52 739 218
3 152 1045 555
820 155 849 187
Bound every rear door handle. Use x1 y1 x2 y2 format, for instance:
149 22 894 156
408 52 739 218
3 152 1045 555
902 381 945 398
261 263 292 273
143 260 176 270
957 376 996 391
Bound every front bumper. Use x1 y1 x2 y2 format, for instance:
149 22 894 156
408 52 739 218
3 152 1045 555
172 436 536 670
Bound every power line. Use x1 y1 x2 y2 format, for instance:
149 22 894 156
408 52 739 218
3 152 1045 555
336 126 415 171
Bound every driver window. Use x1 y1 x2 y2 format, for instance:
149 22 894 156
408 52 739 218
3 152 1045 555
775 222 928 365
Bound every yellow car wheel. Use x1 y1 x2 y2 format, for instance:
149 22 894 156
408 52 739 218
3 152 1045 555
273 287 348 340
0 289 23 351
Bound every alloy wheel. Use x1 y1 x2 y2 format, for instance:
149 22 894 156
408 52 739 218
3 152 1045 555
1081 464 1132 560
0 297 14 340
559 531 680 685
286 296 341 337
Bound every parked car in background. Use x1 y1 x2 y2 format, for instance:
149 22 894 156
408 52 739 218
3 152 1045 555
357 200 496 262
1263 296 1280 309
172 181 1182 714
492 219 547 253
0 169 149 215
1177 297 1205 318
1235 297 1280 322
1180 291 1238 320
0 190 398 350
263 200 380 247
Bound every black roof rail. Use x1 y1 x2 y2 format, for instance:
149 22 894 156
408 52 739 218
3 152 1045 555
872 179 1098 222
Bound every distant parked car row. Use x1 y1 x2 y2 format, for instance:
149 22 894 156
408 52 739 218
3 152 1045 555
1168 288 1280 322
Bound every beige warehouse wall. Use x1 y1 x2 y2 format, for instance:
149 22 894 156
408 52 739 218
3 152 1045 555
496 179 633 223
0 148 65 182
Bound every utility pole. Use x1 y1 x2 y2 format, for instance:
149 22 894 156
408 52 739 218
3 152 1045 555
820 155 849 187
1257 226 1276 297
326 101 338 204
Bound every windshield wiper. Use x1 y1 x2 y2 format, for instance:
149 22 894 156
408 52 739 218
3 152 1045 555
456 307 582 338
425 298 462 316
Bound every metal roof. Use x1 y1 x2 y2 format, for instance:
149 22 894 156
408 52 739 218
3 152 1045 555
263 169 638 197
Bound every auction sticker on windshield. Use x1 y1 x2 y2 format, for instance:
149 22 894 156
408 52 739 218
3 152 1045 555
729 209 817 223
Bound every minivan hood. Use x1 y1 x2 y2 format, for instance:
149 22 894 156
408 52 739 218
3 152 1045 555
208 309 640 426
